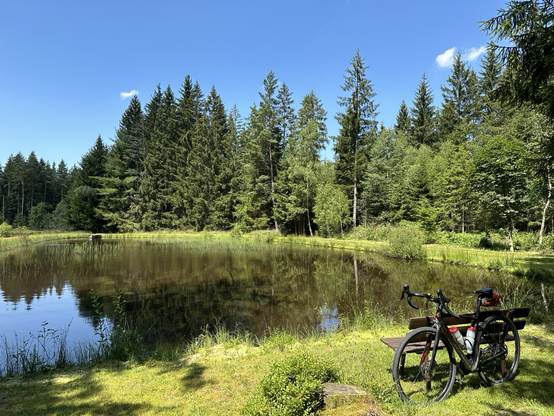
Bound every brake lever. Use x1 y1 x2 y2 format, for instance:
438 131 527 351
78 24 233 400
400 284 409 301
407 295 419 310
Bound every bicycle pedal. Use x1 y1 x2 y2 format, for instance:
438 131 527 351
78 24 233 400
455 375 464 385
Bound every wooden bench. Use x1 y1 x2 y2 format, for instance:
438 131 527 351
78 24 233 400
381 307 530 352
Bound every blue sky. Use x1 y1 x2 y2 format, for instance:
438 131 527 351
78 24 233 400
1 0 506 168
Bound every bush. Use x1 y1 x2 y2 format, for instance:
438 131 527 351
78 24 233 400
387 222 427 259
242 352 338 415
0 222 12 237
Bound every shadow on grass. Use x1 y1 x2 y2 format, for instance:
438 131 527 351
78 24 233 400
181 362 209 391
448 347 554 413
0 370 148 416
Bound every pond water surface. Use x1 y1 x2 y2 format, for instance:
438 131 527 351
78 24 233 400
0 237 512 348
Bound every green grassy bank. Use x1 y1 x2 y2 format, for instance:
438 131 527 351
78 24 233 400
3 229 554 281
1 322 553 416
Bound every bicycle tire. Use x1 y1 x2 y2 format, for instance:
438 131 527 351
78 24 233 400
392 326 457 405
477 313 520 386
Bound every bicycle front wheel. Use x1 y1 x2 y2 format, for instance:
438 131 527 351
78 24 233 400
477 314 520 386
392 327 456 405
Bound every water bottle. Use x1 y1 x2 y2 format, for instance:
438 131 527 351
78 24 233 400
465 326 476 354
450 326 466 350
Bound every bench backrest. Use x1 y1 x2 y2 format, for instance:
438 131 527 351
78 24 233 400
407 307 530 330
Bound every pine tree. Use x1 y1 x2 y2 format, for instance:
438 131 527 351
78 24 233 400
97 95 145 232
438 52 481 143
394 100 410 137
243 71 282 230
142 85 183 229
277 82 296 149
334 49 379 228
481 0 554 119
409 74 436 147
185 86 229 230
479 46 503 117
68 136 107 232
276 91 327 235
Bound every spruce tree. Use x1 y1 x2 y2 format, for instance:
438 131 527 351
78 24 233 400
394 100 410 137
334 49 379 228
142 85 183 229
97 95 145 232
276 91 327 235
438 52 481 143
409 74 436 147
481 0 554 119
244 71 282 230
479 46 503 117
68 136 107 232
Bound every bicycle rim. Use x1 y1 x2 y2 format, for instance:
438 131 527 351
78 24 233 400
392 327 456 405
477 314 520 386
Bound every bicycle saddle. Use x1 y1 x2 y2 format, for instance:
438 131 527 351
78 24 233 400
474 287 493 298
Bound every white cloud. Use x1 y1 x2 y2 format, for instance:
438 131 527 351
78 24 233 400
436 47 457 68
120 89 139 100
463 45 487 62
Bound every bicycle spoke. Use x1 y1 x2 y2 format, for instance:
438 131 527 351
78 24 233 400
392 327 456 405
478 314 520 386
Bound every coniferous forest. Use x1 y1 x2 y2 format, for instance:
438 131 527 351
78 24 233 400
2 1 554 252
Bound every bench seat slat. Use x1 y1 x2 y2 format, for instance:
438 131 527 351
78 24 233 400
381 319 526 352
407 307 529 330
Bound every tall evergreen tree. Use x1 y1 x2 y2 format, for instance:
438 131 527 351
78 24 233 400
185 86 229 230
277 82 296 150
68 136 107 232
243 71 282 230
142 85 184 229
481 0 554 119
334 49 379 228
409 74 436 147
276 91 327 235
97 95 145 232
479 46 503 116
438 52 481 143
394 100 410 137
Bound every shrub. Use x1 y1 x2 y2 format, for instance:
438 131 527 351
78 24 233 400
387 222 426 259
0 222 12 237
242 352 338 415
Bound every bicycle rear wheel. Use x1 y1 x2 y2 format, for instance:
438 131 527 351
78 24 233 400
477 314 520 386
392 327 456 405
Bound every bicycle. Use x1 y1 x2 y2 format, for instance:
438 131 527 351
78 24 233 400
392 284 521 405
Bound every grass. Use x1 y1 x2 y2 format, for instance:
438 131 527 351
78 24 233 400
3 229 554 281
1 322 553 415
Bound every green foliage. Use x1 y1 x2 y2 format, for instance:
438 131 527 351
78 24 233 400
481 0 554 119
386 221 427 259
0 222 12 237
0 321 71 376
89 288 141 362
28 202 52 230
242 352 338 416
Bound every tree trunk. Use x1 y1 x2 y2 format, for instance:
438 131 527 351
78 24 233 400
306 179 313 237
268 141 279 232
508 220 514 252
539 168 552 246
352 174 357 228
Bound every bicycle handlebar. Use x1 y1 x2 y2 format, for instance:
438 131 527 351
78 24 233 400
400 284 460 318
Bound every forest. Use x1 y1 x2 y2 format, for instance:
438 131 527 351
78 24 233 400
1 1 554 253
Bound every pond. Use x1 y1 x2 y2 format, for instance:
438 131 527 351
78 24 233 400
0 236 516 350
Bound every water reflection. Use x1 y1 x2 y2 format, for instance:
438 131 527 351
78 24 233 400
0 238 509 346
